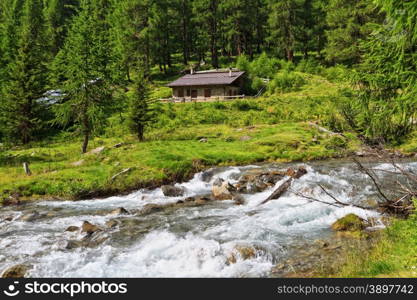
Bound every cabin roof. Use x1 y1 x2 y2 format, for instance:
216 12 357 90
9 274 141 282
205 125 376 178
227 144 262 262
167 70 245 87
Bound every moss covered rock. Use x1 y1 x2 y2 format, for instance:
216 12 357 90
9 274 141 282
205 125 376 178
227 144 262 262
331 214 367 232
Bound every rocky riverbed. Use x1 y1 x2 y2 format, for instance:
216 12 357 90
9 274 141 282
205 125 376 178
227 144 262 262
0 160 413 278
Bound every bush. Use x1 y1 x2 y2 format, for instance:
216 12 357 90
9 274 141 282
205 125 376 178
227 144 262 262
231 100 261 111
268 72 306 94
323 135 348 150
321 65 350 83
296 58 323 74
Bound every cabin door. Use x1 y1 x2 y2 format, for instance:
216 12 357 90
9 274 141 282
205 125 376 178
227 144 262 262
178 88 184 98
191 90 198 98
204 89 211 98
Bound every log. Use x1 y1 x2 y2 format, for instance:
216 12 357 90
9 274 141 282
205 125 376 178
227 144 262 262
23 162 32 176
111 168 132 182
259 178 293 206
308 122 344 137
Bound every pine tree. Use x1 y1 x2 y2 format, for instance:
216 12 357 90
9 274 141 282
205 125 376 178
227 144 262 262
110 0 151 81
44 0 79 56
127 72 154 141
340 0 417 143
0 0 48 144
324 0 382 65
193 0 221 68
52 0 114 153
268 0 303 61
0 0 26 82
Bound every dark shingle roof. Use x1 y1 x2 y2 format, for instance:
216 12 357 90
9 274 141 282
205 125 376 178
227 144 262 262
167 70 245 87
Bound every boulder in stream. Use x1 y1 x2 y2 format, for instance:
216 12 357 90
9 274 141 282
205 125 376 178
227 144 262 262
212 178 236 200
227 246 260 265
81 221 102 235
2 264 29 278
65 226 80 232
235 169 287 194
109 207 130 216
18 211 45 222
161 185 185 197
106 220 120 229
331 214 368 232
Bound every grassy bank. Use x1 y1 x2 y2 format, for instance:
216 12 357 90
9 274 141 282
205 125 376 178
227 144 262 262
331 212 417 278
1 72 359 202
0 122 360 202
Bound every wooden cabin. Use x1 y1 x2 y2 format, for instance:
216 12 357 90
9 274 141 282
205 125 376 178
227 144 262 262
167 69 245 101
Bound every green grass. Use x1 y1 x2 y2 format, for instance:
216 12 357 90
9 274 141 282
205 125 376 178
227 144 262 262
0 122 360 201
332 213 417 278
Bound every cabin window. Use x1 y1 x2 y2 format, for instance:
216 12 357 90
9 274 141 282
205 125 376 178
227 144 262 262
204 89 211 98
178 89 184 98
191 90 198 98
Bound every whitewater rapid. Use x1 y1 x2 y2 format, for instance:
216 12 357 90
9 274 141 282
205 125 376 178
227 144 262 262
1 161 409 278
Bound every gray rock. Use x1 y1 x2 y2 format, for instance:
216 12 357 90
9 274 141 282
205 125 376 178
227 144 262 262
212 178 236 200
108 207 130 216
161 185 185 197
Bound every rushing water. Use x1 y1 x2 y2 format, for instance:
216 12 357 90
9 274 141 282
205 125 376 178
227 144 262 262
0 160 415 278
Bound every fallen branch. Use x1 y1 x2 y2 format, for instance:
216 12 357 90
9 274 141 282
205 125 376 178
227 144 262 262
111 168 132 182
353 158 390 203
259 178 293 205
308 122 345 137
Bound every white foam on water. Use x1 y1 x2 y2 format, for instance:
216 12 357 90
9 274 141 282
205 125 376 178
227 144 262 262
0 162 406 278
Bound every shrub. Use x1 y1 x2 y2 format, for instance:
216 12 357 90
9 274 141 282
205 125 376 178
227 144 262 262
231 100 261 111
268 72 306 93
296 58 323 74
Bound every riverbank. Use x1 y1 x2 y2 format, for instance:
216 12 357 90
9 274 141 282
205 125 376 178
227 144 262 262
0 122 360 203
328 212 417 278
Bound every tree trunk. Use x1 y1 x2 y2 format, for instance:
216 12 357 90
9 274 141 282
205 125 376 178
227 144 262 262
138 125 144 142
286 48 294 62
82 131 89 154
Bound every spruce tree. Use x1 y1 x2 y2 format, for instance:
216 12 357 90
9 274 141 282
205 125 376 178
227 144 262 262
52 0 114 153
324 0 382 65
268 0 303 61
0 0 48 144
127 72 154 141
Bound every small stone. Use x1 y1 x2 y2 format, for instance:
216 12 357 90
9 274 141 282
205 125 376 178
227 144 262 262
105 220 119 229
233 194 246 205
240 136 252 142
66 240 84 250
199 138 208 143
81 221 102 235
109 207 129 216
113 143 124 148
65 226 80 232
161 185 185 197
3 216 14 222
19 211 42 222
2 264 28 278
71 160 85 167
139 204 164 215
86 146 106 155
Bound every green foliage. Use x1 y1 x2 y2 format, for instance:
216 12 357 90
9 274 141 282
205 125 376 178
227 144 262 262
268 72 306 93
324 0 383 65
0 0 49 144
52 0 115 153
337 1 417 144
127 73 155 141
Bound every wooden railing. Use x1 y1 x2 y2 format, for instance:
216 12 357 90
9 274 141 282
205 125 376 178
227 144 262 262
159 95 246 103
